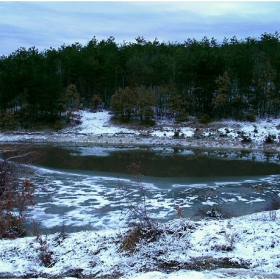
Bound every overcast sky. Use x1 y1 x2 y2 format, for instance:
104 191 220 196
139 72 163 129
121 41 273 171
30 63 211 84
1 1 280 56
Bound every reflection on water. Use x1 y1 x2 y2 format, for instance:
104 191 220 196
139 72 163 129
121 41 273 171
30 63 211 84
2 144 280 233
35 145 280 177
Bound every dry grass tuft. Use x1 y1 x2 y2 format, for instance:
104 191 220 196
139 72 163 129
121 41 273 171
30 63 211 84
119 226 142 252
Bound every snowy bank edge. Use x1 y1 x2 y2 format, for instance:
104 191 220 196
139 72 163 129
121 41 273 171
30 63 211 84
0 131 279 153
1 210 280 279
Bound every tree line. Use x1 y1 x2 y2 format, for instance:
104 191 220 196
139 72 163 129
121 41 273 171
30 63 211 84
1 32 280 128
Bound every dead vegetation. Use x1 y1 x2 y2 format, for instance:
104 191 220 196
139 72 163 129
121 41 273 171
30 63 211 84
0 145 45 239
117 162 163 253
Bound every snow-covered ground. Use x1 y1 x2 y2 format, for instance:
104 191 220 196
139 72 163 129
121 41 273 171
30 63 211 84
1 110 280 278
1 210 280 278
0 109 279 151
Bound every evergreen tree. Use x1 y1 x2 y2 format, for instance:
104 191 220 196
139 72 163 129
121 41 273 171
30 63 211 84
1 32 280 128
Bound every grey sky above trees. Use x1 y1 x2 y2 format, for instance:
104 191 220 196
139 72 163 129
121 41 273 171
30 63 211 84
1 1 280 56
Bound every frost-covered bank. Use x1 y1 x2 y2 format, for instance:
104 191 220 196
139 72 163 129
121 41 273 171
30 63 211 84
0 110 279 152
1 210 280 278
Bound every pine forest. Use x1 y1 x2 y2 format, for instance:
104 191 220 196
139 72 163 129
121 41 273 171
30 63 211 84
1 32 280 129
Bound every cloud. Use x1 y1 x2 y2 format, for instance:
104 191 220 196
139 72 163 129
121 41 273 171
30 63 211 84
0 1 280 56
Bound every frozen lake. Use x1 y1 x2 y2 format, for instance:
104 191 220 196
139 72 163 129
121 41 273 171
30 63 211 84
3 144 280 234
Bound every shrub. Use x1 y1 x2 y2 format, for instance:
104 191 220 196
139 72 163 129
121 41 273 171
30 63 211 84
206 207 223 218
53 119 65 130
198 114 212 124
246 112 256 122
118 163 161 252
119 162 154 228
32 221 54 267
239 131 252 142
0 109 19 130
0 147 37 239
119 224 163 253
174 205 184 218
65 109 82 125
173 130 180 138
265 134 276 144
195 205 233 219
119 226 142 252
269 211 277 221
264 194 280 211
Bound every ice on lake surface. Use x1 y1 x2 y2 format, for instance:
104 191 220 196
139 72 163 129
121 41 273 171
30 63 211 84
21 145 280 233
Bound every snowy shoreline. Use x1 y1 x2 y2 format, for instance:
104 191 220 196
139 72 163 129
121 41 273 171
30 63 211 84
1 131 280 154
1 210 280 279
0 110 280 152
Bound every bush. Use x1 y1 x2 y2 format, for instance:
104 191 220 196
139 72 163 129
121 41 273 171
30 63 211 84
32 222 54 267
65 109 82 125
246 112 256 122
53 119 65 130
0 147 36 238
118 163 161 252
265 134 276 144
118 163 155 228
239 131 252 142
264 194 280 211
195 205 233 219
0 109 19 130
198 114 212 124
